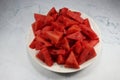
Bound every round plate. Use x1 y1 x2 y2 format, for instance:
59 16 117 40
26 12 101 73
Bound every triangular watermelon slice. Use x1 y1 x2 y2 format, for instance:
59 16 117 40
88 39 99 47
29 38 36 49
77 44 92 65
35 41 45 50
86 48 96 61
59 7 68 16
57 15 78 27
47 7 58 16
36 36 52 47
83 18 91 28
66 10 84 23
65 51 79 69
47 7 58 20
66 31 84 41
51 22 65 32
36 51 45 62
50 49 66 56
57 55 65 64
61 37 70 51
72 41 82 55
67 25 81 34
40 48 53 66
34 13 46 21
45 30 63 44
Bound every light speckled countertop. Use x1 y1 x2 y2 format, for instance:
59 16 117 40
0 0 120 80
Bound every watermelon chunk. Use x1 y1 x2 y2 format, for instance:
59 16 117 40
59 7 68 16
80 24 98 39
29 38 36 49
42 26 53 31
65 51 79 69
89 39 99 47
86 48 96 61
77 44 92 64
51 49 66 56
47 7 58 16
83 18 91 28
73 11 81 17
72 41 82 55
35 41 45 50
66 10 83 23
34 13 46 21
51 22 65 32
67 25 81 34
45 30 63 44
36 36 52 47
66 31 84 41
36 51 45 62
57 55 65 64
58 15 78 27
39 48 53 66
44 15 54 25
61 37 70 51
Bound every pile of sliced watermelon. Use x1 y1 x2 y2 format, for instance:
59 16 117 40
29 7 99 69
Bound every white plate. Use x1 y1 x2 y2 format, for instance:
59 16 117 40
26 12 101 73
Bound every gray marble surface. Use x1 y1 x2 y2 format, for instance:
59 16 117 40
0 0 120 80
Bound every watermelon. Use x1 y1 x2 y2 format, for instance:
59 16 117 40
57 55 65 64
67 25 81 34
66 31 84 41
29 7 99 69
65 51 79 68
66 10 83 23
45 30 63 44
40 48 53 66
